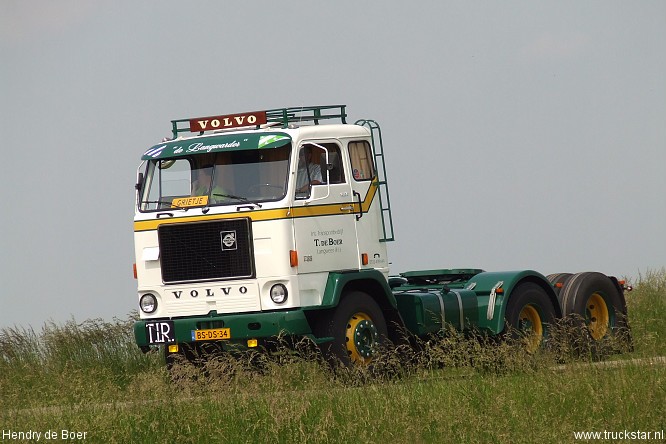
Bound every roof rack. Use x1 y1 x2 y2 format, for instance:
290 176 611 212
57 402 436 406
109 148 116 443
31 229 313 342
170 105 347 138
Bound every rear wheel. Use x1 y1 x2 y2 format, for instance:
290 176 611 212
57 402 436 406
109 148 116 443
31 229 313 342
505 282 557 352
560 272 625 342
546 272 573 308
585 292 610 340
323 291 388 366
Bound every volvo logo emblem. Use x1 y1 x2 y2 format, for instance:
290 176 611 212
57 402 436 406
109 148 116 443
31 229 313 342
220 230 237 250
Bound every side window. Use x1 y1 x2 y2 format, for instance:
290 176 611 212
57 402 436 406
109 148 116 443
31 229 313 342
348 141 375 181
295 145 323 198
318 143 345 185
295 143 345 199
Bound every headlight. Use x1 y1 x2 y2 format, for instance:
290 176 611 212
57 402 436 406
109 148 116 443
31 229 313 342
139 293 157 314
270 284 288 304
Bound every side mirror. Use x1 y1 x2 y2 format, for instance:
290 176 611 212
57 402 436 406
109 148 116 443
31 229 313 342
135 173 144 191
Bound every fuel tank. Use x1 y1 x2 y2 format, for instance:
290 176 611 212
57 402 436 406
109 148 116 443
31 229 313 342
393 288 479 336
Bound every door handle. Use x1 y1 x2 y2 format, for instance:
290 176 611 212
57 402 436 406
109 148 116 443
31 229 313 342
354 191 363 220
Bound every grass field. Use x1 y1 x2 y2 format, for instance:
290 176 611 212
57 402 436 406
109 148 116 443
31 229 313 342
1 270 664 443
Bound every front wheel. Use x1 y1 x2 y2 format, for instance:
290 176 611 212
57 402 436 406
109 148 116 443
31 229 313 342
504 282 557 352
323 291 389 366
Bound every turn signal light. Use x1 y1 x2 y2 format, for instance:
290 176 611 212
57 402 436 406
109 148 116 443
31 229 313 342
618 280 633 292
361 253 369 266
133 263 137 279
290 250 298 267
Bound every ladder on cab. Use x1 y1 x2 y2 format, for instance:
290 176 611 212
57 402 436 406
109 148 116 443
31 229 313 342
355 119 395 242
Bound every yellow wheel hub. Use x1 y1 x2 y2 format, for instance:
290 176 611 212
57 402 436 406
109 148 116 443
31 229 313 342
345 312 378 364
518 304 543 353
586 292 610 340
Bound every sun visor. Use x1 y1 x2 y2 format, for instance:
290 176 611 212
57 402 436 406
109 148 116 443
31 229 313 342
142 133 291 160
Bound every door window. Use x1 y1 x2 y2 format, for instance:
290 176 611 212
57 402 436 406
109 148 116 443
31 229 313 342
295 143 345 198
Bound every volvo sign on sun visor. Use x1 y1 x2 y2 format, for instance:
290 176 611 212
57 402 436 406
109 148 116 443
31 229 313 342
142 132 291 160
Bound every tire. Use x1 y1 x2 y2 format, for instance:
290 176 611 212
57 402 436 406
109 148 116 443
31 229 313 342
546 272 573 309
559 272 626 342
504 282 557 352
322 291 389 366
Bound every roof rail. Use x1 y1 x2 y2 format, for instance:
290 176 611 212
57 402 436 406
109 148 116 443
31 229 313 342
170 105 347 138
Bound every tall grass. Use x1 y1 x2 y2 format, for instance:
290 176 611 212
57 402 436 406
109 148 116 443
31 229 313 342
625 268 666 356
0 316 160 408
1 270 664 443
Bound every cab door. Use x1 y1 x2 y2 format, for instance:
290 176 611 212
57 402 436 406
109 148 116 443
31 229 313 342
291 141 360 273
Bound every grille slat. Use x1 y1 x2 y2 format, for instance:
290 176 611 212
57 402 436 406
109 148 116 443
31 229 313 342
158 219 254 283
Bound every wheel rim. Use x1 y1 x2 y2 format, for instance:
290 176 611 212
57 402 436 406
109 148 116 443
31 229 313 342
345 312 378 364
518 304 543 352
586 292 610 340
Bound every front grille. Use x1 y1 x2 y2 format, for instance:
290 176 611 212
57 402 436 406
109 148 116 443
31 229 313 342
158 218 254 283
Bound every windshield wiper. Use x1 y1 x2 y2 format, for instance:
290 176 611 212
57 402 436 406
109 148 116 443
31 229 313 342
213 193 263 208
140 200 189 211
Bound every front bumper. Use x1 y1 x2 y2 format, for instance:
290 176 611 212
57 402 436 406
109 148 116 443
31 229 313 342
134 309 315 348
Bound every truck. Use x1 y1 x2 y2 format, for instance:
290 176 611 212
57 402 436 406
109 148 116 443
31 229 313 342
132 105 630 366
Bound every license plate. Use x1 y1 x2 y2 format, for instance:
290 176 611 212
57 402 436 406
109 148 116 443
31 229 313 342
192 328 231 341
145 321 175 344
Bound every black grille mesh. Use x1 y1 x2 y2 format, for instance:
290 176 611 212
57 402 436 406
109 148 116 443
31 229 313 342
158 218 254 283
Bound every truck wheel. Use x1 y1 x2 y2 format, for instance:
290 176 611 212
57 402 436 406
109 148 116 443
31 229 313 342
324 291 388 366
546 272 572 308
559 272 625 342
505 283 556 352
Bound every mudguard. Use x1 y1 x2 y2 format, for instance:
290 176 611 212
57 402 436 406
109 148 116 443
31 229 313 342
301 269 404 346
466 270 560 334
319 269 398 310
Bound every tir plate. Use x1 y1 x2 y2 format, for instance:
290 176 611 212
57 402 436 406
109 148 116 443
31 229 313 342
145 321 175 344
192 328 231 341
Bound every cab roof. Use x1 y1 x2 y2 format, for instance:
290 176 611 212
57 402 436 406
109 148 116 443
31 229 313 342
171 105 348 138
142 105 370 161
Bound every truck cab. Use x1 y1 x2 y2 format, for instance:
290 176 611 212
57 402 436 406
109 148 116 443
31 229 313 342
133 106 397 363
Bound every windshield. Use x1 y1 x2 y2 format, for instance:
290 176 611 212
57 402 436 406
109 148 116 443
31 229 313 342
139 144 291 211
